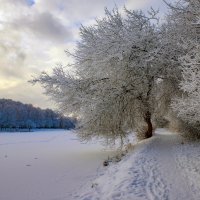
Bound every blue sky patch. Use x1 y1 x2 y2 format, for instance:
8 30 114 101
26 0 35 6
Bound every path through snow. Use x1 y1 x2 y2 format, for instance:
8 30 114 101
74 129 200 200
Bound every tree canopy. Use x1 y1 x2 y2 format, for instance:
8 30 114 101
33 0 200 142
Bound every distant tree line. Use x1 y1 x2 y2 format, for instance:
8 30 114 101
0 99 76 131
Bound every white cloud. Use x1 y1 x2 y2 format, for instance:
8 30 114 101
0 0 173 109
15 11 73 43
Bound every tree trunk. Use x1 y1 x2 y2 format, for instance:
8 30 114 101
144 111 153 138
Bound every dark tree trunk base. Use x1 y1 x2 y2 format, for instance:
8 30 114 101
144 111 153 138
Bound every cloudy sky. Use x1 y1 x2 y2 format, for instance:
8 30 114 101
0 0 173 109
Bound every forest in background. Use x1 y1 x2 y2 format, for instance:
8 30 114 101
0 99 75 131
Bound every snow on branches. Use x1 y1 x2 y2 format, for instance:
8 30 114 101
33 0 200 142
33 8 163 142
169 0 200 127
171 45 200 125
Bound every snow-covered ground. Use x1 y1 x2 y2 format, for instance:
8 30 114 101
0 130 114 200
75 129 200 200
2 129 200 200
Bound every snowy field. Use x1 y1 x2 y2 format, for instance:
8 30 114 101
0 130 114 200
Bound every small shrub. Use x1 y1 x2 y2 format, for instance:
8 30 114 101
103 160 109 166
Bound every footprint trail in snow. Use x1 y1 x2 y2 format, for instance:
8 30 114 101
74 129 197 200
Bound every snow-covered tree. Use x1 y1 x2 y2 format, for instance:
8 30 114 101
154 0 200 120
167 0 200 124
161 0 200 138
33 8 172 142
171 45 200 124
